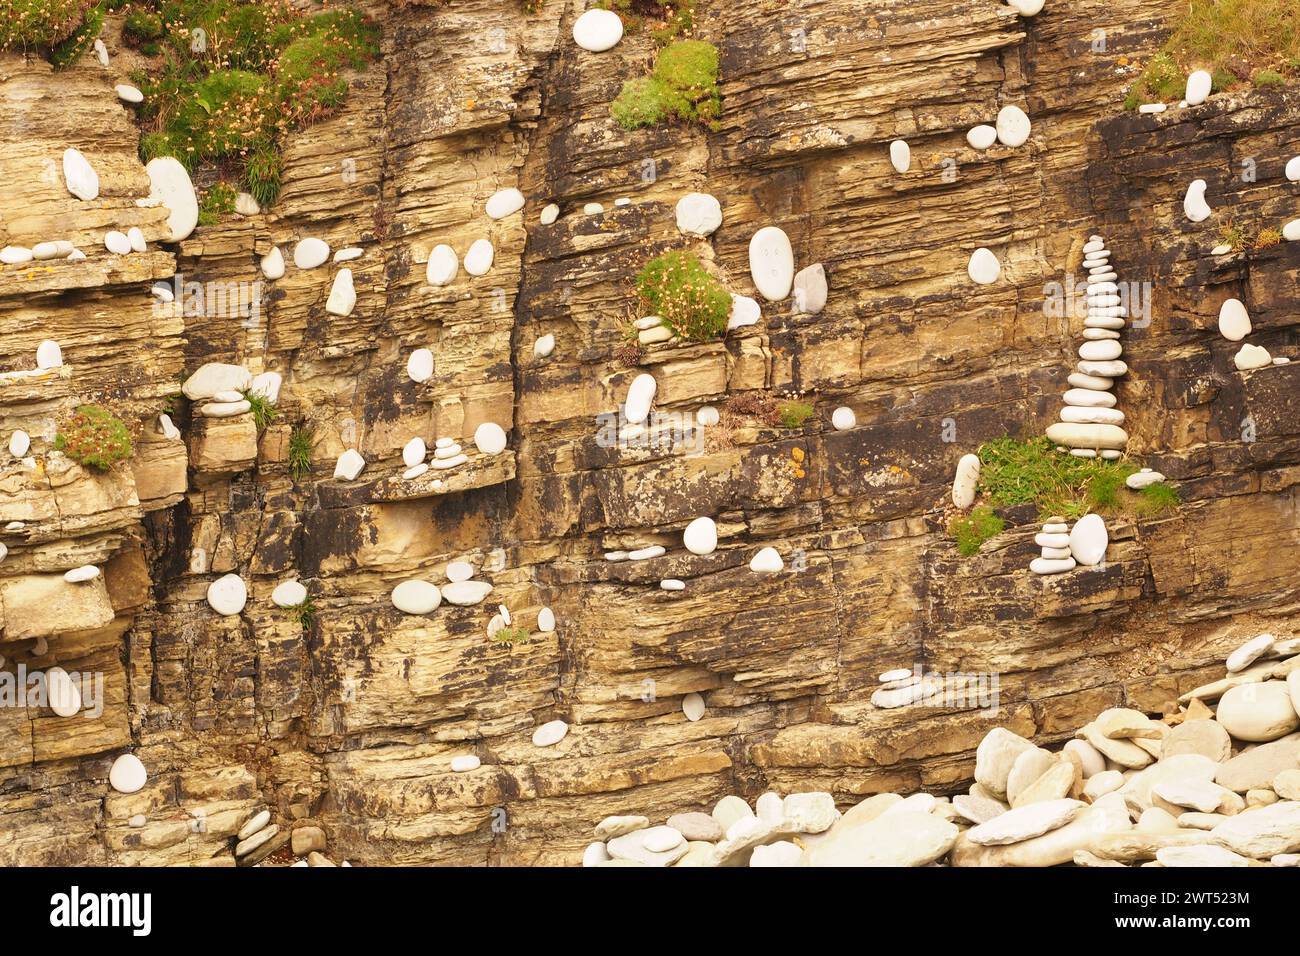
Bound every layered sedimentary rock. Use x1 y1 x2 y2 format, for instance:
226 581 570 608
1 0 1298 867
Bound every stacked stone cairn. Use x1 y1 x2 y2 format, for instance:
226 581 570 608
1030 515 1074 575
1045 235 1129 460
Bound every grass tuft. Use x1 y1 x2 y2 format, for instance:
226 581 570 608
288 424 315 479
197 180 237 226
492 625 531 645
1135 481 1181 517
977 436 1139 520
777 399 814 429
242 390 276 431
635 250 730 342
949 505 1006 557
294 591 316 628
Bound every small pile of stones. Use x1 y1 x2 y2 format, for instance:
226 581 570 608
1030 515 1075 575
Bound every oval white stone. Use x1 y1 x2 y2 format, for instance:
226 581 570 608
532 719 568 747
952 453 981 508
748 226 795 301
63 148 99 201
392 580 441 615
260 246 285 279
889 139 911 174
36 340 64 369
127 227 146 252
47 667 82 717
1079 339 1122 361
407 348 433 383
1007 0 1044 14
426 244 458 286
1283 219 1300 242
64 565 99 583
145 157 198 241
995 105 1031 147
533 333 555 358
697 405 720 427
271 580 307 608
537 606 556 632
207 574 247 616
831 406 856 430
294 238 330 269
474 421 507 455
1218 298 1251 341
660 579 685 591
464 239 494 276
1215 681 1299 742
1060 406 1124 425
105 231 131 255
109 754 147 794
749 546 784 573
446 560 474 583
450 755 480 773
682 692 705 721
1069 513 1108 566
1185 70 1212 106
1226 634 1274 673
967 124 997 150
968 247 1001 284
1044 422 1129 450
572 8 623 52
675 192 722 236
402 437 427 468
9 430 30 457
442 580 493 606
540 203 560 225
683 516 718 555
1184 179 1211 222
486 187 525 219
624 373 657 425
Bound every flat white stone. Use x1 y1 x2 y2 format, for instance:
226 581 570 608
675 192 723 236
968 798 1083 844
63 148 99 201
145 157 198 241
0 246 33 264
294 238 330 269
682 692 705 721
533 333 555 358
995 105 1031 147
442 580 493 606
1184 179 1211 222
1234 343 1271 371
271 580 308 608
200 399 250 418
615 197 631 207
1078 340 1122 362
539 203 560 225
1069 513 1108 566
109 754 148 794
624 373 656 425
683 516 718 555
1082 329 1120 341
182 362 251 400
486 187 525 219
46 666 82 717
333 449 366 481
464 239 494 276
572 8 623 52
64 565 99 583
1046 422 1129 451
697 405 720 427
431 453 467 470
748 226 795 301
450 755 481 773
583 202 604 215
1035 532 1070 549
538 607 556 632
1226 633 1274 673
392 580 441 615
9 430 30 457
1030 556 1076 574
474 421 507 455
749 546 783 573
434 443 462 459
207 573 247 616
889 139 910 173
792 263 828 314
446 561 474 583
638 325 672 345
628 545 665 560
326 268 356 316
1070 449 1098 458
33 240 74 260
238 810 270 841
958 124 1000 156
158 414 181 440
1138 103 1166 114
261 246 285 279
407 348 434 383
583 842 610 867
728 294 761 330
1063 388 1116 408
402 463 428 480
1218 298 1251 341
94 38 108 65
1211 244 1233 255
1185 69 1212 106
104 231 131 255
968 247 1001 284
333 247 362 262
1126 469 1165 490
1041 545 1072 559
1084 315 1125 330
1285 156 1300 182
952 453 980 508
1069 372 1114 390
831 406 856 430
532 719 568 747
1285 219 1300 242
1060 406 1124 425
248 372 281 404
1078 359 1127 378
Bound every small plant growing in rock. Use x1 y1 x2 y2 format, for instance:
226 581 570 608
635 250 730 342
1252 227 1283 249
55 405 132 470
949 506 1006 557
294 592 317 629
49 1 104 68
724 390 780 427
197 181 238 226
612 39 720 130
492 625 531 645
1253 69 1286 87
1217 221 1247 250
288 424 316 479
777 398 815 429
242 391 276 431
1134 482 1180 517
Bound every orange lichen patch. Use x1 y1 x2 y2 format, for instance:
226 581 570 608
791 447 805 463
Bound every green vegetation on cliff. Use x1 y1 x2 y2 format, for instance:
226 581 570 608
612 39 720 130
635 250 730 341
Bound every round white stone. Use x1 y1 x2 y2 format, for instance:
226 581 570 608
832 406 856 430
537 607 556 632
682 692 705 721
1184 179 1211 222
533 333 555 358
624 373 657 425
144 157 198 242
36 340 63 369
486 187 525 220
1284 219 1300 242
1234 343 1272 371
572 8 623 52
1069 513 1108 566
967 124 997 150
105 231 131 255
402 437 427 468
63 565 99 583
683 517 718 556
446 560 474 583
889 139 911 174
464 239 494 276
63 148 99 201
260 246 285 279
675 192 723 236
426 244 458 286
392 580 441 615
696 405 720 427
109 754 147 794
540 203 560 225
47 667 82 717
995 105 1031 147
749 546 783 573
1218 298 1251 342
450 755 481 773
271 580 307 608
642 826 684 853
473 422 507 455
968 247 1001 284
1215 681 1299 742
9 430 30 457
748 226 795 301
1185 70 1212 106
407 348 434 383
294 238 330 269
207 574 247 616
532 719 568 747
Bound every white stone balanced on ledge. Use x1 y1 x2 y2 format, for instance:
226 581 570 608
1029 515 1076 575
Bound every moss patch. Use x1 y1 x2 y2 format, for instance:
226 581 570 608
777 399 814 429
612 38 720 130
950 506 1006 557
56 405 133 470
635 250 730 342
0 1 99 53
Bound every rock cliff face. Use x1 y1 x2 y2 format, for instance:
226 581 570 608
1 0 1298 866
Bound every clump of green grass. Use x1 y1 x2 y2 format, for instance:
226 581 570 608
197 181 238 226
777 399 814 429
1253 68 1286 87
56 404 133 470
1124 0 1300 107
1134 481 1181 517
635 250 730 342
950 505 1006 557
288 424 315 479
492 625 531 645
0 0 97 53
242 390 276 431
50 1 105 68
612 39 720 130
595 0 696 45
293 591 316 629
977 436 1139 520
